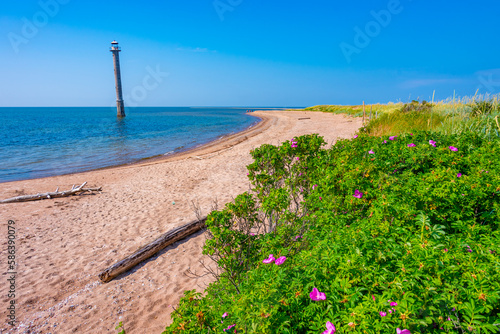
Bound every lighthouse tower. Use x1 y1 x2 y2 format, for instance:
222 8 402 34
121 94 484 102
110 41 125 117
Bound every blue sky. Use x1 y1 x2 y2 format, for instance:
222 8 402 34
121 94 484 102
1 0 499 107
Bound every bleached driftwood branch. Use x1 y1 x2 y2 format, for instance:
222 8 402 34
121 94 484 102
0 182 102 204
98 217 207 283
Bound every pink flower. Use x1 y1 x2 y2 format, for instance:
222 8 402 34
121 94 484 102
353 189 363 199
380 311 387 317
275 256 287 265
383 140 387 144
369 150 375 154
389 309 393 313
410 133 413 136
310 287 326 301
444 248 448 252
457 173 462 178
222 312 228 318
397 329 411 334
224 324 236 332
390 302 398 307
313 184 318 190
389 136 397 140
296 157 300 161
372 295 376 301
263 254 275 264
353 135 358 139
429 140 436 147
407 143 416 147
322 321 336 334
449 146 458 151
319 197 322 200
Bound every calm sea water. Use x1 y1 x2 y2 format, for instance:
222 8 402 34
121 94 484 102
0 107 276 183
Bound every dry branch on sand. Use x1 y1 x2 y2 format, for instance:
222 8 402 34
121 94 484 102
0 182 102 204
98 217 207 283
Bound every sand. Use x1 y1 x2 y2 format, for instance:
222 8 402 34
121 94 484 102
0 109 362 333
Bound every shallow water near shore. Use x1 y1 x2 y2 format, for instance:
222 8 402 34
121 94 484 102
0 107 279 183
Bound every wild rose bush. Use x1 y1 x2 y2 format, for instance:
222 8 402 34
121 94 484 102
163 132 500 334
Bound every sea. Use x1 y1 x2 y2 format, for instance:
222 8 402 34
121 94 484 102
0 107 284 183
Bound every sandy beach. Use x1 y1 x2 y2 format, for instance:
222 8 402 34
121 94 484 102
0 109 362 334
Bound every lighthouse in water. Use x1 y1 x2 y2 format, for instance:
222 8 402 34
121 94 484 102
110 41 125 117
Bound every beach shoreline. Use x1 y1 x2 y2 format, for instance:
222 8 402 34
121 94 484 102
0 109 361 333
0 110 268 185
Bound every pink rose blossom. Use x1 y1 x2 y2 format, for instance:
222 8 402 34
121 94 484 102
322 321 336 334
223 324 236 332
353 189 363 199
263 254 275 264
310 287 326 301
275 256 287 265
397 329 411 334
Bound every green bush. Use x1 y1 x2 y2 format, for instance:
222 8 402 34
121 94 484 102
361 109 445 136
469 100 500 117
163 132 500 333
401 100 433 113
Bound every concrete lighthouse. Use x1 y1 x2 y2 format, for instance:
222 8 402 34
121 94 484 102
110 40 125 117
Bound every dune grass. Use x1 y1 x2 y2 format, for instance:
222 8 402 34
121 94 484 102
307 95 500 139
304 103 400 118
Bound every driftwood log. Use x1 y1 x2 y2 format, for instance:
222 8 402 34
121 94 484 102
0 182 102 204
98 217 207 283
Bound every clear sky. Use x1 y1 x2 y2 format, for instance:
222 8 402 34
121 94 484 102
1 0 499 107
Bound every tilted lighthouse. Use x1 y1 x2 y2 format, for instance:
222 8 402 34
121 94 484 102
110 41 125 117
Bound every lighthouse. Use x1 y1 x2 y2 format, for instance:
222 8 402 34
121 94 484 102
110 40 125 117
